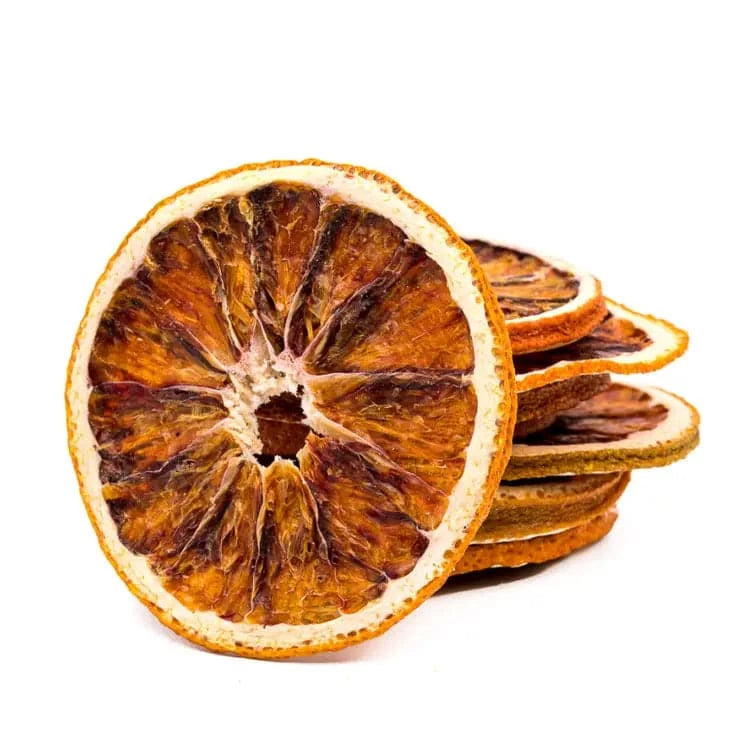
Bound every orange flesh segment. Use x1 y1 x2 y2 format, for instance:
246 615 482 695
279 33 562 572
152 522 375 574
85 182 478 627
88 278 228 389
249 183 321 350
195 197 257 350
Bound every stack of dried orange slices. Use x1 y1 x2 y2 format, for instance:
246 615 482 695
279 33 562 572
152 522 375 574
67 160 699 658
66 161 516 658
453 240 699 574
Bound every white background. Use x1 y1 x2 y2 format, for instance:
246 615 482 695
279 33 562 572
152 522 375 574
2 2 728 728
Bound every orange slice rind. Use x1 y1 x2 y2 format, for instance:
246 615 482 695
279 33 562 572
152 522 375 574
466 239 607 354
453 509 618 574
66 160 516 658
506 381 699 480
515 299 688 391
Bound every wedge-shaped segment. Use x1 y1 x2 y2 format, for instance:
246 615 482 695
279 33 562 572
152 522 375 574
67 160 514 658
195 197 257 351
506 382 699 479
467 239 606 354
249 183 321 350
452 510 618 574
515 300 688 391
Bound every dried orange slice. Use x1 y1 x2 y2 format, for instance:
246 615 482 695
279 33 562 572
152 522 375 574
517 373 610 425
474 471 629 544
453 510 618 574
515 299 688 392
66 160 515 658
466 239 606 354
506 381 699 479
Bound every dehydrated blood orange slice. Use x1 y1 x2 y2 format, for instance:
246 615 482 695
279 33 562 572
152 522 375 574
474 471 629 544
466 239 606 354
515 299 688 392
66 160 515 658
452 510 618 574
506 381 699 479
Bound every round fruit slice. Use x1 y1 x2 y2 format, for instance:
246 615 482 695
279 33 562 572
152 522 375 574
66 160 515 658
465 239 606 354
506 381 699 479
474 471 629 543
515 300 688 392
452 510 618 574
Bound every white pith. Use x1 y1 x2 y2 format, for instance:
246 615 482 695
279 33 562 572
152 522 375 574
67 163 505 652
516 300 686 391
511 382 695 457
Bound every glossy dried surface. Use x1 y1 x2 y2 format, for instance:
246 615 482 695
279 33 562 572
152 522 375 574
468 240 579 318
86 182 479 628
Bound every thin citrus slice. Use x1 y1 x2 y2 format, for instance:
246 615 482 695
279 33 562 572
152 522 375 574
474 471 629 543
506 381 699 479
452 510 618 574
466 239 606 354
515 299 688 391
66 160 515 658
